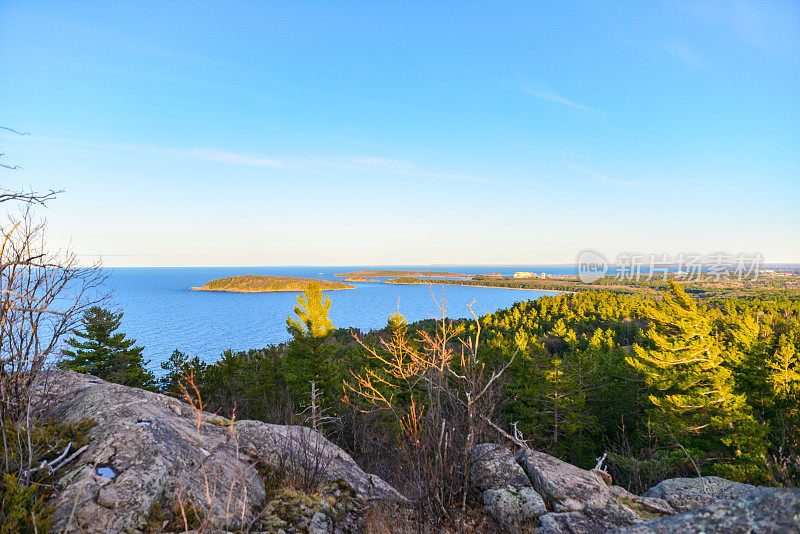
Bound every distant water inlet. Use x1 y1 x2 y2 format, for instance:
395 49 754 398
102 266 574 373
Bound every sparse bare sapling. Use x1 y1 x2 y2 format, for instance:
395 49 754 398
0 191 105 481
344 290 524 525
176 370 253 530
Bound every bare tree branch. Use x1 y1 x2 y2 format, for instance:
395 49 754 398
0 126 30 136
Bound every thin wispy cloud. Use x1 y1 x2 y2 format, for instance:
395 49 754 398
569 164 643 188
4 134 487 184
618 37 704 69
727 1 800 57
320 155 488 183
661 41 703 68
175 147 298 169
521 83 595 112
680 0 800 58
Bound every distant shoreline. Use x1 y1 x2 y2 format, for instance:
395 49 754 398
385 280 568 293
336 270 471 278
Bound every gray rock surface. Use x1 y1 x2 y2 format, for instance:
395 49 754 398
483 485 547 533
35 374 797 534
535 502 643 534
516 448 614 513
616 487 800 533
609 486 676 518
643 475 760 512
537 510 597 534
308 510 334 534
38 371 399 533
471 443 532 492
514 448 641 533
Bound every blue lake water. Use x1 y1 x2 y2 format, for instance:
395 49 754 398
101 266 578 372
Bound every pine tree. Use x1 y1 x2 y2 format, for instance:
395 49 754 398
386 311 408 336
766 334 800 450
159 349 208 395
60 307 156 390
284 283 337 413
626 282 765 478
767 335 800 399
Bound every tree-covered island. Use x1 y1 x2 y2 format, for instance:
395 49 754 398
190 275 353 292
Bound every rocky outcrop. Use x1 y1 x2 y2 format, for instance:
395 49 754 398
37 371 401 533
516 448 641 533
471 443 531 492
468 444 640 533
608 486 677 518
470 444 548 532
29 373 800 534
469 442 800 534
483 486 547 534
616 488 800 533
642 475 761 513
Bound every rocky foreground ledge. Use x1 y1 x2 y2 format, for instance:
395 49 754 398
469 443 800 533
35 372 800 533
37 371 399 533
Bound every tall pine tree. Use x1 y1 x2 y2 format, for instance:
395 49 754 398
626 282 765 480
60 307 156 390
283 283 337 413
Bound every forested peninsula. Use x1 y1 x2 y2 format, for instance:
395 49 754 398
190 275 353 293
387 273 800 300
335 270 470 278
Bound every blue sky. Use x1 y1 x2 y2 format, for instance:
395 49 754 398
1 1 798 266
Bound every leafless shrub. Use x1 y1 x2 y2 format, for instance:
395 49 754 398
0 191 105 483
605 432 694 494
281 424 334 494
345 290 524 526
765 448 800 488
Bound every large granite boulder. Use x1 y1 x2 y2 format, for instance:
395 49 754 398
483 485 547 534
469 444 548 532
469 444 797 534
616 487 800 533
516 448 641 533
643 476 761 513
516 448 616 513
471 443 531 492
37 371 400 533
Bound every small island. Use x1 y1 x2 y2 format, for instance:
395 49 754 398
191 275 353 293
335 270 470 278
344 277 379 282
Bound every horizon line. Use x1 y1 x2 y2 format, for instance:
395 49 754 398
97 262 800 269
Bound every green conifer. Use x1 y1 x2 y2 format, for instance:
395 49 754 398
60 307 156 390
159 349 208 395
284 283 337 411
626 282 765 478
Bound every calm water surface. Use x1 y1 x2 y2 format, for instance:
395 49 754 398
102 266 577 373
